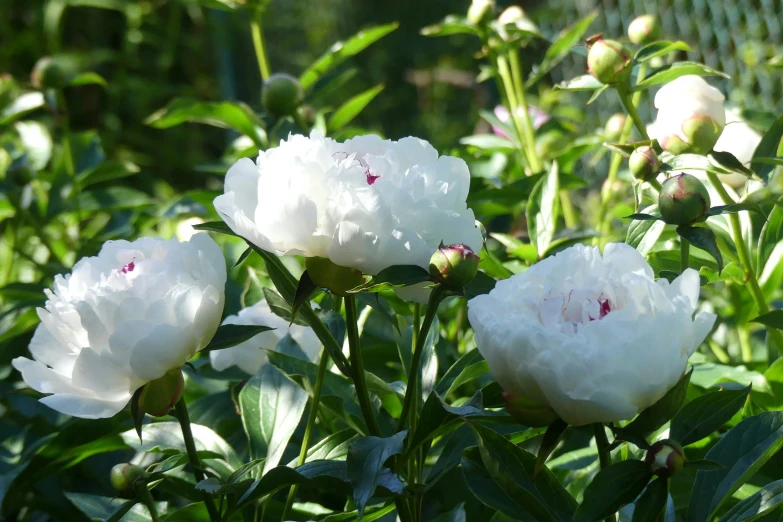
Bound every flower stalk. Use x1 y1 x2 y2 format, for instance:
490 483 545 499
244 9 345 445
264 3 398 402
250 9 271 81
136 482 161 522
345 295 382 436
680 239 690 274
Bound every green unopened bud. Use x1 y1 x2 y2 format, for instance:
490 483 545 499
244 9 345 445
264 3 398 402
262 73 304 117
429 244 480 289
658 173 711 225
629 146 660 181
587 38 631 84
31 57 67 90
645 439 685 478
467 0 494 25
604 113 627 141
503 391 559 427
628 14 661 45
110 463 147 498
305 257 364 296
138 367 183 417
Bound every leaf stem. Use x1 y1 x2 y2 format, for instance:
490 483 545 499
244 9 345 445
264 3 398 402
174 399 219 522
507 49 542 173
395 286 447 433
705 171 783 355
136 482 160 522
680 239 690 273
250 10 271 81
593 423 612 469
345 295 382 436
281 348 329 521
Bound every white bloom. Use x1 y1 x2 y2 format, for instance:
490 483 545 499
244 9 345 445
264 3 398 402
214 130 483 277
467 243 715 426
650 75 726 154
12 235 227 419
176 216 205 242
210 299 320 375
713 110 763 188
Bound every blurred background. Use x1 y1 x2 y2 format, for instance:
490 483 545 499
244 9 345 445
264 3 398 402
1 0 780 192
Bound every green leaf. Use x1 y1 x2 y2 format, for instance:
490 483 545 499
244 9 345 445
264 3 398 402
262 287 310 327
526 12 598 87
66 493 156 522
431 503 467 522
78 187 154 213
634 41 692 63
67 71 107 87
193 221 238 236
677 226 723 273
526 161 560 255
347 430 408 517
408 390 485 453
349 265 431 293
300 23 399 90
460 134 517 150
235 461 350 508
709 203 764 217
632 478 668 522
292 270 318 325
688 411 783 522
461 446 535 520
574 460 653 522
685 459 725 471
535 419 568 475
717 478 783 522
633 62 730 91
627 205 665 255
202 324 275 354
708 151 755 178
752 310 783 331
625 370 691 437
328 84 384 131
758 203 783 272
0 92 45 126
752 115 783 182
239 364 308 475
421 15 477 36
468 421 577 522
625 213 662 221
435 350 487 398
670 386 750 446
464 270 497 300
555 74 604 91
145 98 264 147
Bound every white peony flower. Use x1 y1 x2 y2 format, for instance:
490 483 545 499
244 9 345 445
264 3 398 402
210 299 320 375
214 130 483 282
649 75 726 155
713 110 763 189
12 235 227 419
467 243 716 426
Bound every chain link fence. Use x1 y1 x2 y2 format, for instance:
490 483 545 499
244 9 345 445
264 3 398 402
533 0 783 125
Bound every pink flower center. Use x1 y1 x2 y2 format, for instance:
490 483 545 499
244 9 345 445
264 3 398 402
121 261 135 273
539 289 614 328
333 152 380 185
366 171 380 185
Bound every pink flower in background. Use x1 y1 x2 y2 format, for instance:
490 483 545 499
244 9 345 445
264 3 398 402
492 105 550 138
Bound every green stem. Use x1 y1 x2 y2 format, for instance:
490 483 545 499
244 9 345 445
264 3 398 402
705 171 783 355
593 424 612 469
617 87 650 141
395 286 447 433
495 54 532 171
507 49 542 173
680 239 690 273
738 324 753 363
648 178 662 192
345 296 382 436
281 348 329 521
136 482 160 522
174 399 220 522
250 11 271 81
55 90 81 237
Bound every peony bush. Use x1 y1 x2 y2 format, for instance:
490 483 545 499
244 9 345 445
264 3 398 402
3 3 783 522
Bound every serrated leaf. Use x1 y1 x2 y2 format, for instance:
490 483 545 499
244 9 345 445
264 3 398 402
328 84 384 131
574 460 653 522
670 386 750 446
632 62 729 91
634 41 692 63
677 225 723 273
347 430 408 517
688 411 783 522
526 12 598 86
625 369 691 437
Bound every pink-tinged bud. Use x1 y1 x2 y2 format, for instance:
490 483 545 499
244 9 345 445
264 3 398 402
305 256 364 296
110 463 147 498
502 391 560 427
587 37 631 84
262 73 304 117
645 439 685 478
137 367 184 417
31 57 66 90
658 173 711 225
629 146 660 182
628 15 661 45
429 244 480 289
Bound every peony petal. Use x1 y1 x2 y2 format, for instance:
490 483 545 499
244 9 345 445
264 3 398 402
128 324 195 382
40 393 130 419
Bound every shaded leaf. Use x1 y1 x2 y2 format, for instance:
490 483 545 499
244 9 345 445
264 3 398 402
717 478 783 522
527 161 560 255
752 310 783 331
349 265 431 293
676 226 723 273
262 287 310 327
292 270 318 325
202 324 275 354
634 41 692 63
753 115 783 182
328 84 384 130
670 386 750 446
574 460 653 522
347 430 408 517
633 62 730 91
625 369 691 437
527 13 598 86
632 478 668 522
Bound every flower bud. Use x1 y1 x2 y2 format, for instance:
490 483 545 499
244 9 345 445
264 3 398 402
467 0 494 25
645 439 685 478
31 57 67 90
629 146 660 181
429 244 480 289
137 367 184 417
628 15 661 45
587 38 631 85
110 463 147 498
262 73 304 117
604 113 627 142
503 391 560 427
658 173 711 225
305 256 364 296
